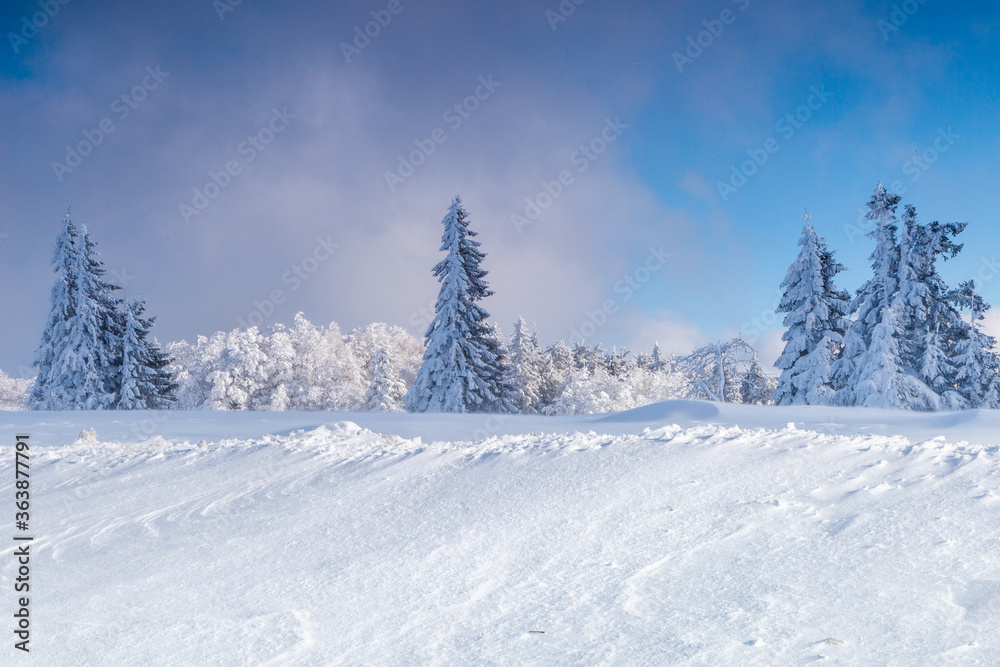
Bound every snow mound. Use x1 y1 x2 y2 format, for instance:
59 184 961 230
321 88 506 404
594 399 720 423
5 409 1000 663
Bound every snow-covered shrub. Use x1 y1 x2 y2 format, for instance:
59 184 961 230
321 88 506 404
0 371 32 410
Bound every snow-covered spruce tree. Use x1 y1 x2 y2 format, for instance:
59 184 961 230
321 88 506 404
32 220 123 409
885 205 942 409
490 323 520 411
118 298 177 409
896 208 969 405
571 341 593 372
741 358 778 405
30 212 78 408
648 342 669 372
504 317 543 413
833 184 935 409
537 340 572 411
572 342 609 375
773 217 850 405
951 281 1000 408
364 345 407 412
405 197 514 413
604 347 634 377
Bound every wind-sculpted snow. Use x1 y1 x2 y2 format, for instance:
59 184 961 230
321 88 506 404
2 409 1000 664
594 398 720 422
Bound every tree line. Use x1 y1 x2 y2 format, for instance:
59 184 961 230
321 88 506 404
16 186 994 413
29 213 176 410
774 184 1000 409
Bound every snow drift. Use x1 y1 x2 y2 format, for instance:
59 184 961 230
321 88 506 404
2 402 1000 664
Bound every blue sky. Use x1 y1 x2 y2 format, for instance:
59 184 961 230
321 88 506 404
1 0 999 375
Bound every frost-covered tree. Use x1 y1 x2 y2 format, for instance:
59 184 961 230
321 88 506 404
32 219 123 409
773 218 850 405
833 185 935 408
118 298 177 409
30 212 78 408
604 347 634 377
740 358 778 405
0 371 33 410
505 317 543 412
166 315 419 411
572 342 609 374
899 212 968 402
951 281 1000 408
347 322 424 390
406 197 513 413
204 328 270 410
680 339 770 403
364 345 407 412
544 365 632 415
828 186 986 410
648 343 669 372
538 340 572 411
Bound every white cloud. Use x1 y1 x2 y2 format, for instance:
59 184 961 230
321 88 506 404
982 310 1000 350
754 328 786 376
618 310 706 357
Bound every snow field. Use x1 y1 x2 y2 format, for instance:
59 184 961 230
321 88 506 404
2 406 1000 664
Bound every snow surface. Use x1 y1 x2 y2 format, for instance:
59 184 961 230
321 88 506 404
3 401 1000 664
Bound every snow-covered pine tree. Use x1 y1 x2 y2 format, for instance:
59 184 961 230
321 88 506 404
32 220 123 409
773 216 850 405
648 342 669 372
897 208 968 404
833 184 930 408
604 347 634 377
951 281 1000 408
538 340 572 411
490 323 519 412
505 317 543 413
405 196 514 413
30 212 78 409
364 345 407 412
741 357 777 405
118 298 177 409
880 205 942 409
571 341 592 372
